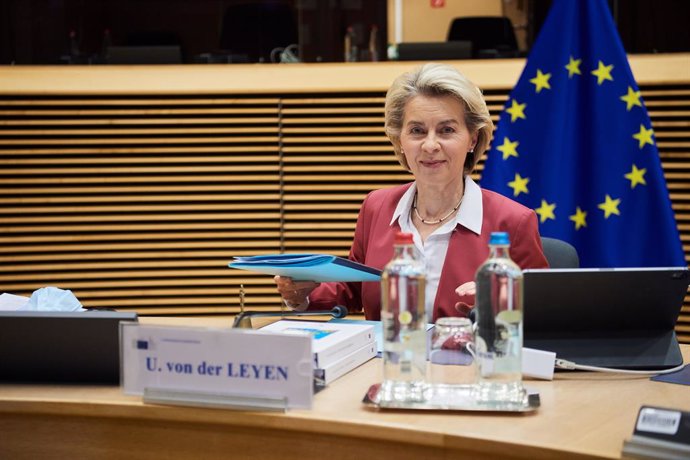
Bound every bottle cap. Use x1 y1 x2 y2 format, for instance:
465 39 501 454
489 232 510 245
394 232 414 245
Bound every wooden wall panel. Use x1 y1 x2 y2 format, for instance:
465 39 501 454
0 60 687 342
281 95 411 256
647 85 690 342
0 96 283 315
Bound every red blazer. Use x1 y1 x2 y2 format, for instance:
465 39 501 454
308 183 548 321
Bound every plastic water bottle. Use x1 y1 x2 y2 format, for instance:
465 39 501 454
474 232 526 405
380 232 427 402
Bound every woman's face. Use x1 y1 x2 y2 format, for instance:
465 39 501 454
400 94 478 187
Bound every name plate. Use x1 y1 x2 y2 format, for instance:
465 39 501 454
622 405 690 459
121 323 314 409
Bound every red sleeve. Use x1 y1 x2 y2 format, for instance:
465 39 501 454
509 209 549 269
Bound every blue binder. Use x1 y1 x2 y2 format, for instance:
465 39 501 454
229 254 382 282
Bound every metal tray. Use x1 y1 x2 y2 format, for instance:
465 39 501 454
362 383 540 412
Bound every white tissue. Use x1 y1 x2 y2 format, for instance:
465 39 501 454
22 286 85 312
0 293 30 311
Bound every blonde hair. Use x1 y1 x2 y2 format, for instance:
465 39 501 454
384 63 494 173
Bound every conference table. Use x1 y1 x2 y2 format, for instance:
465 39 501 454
1 316 688 459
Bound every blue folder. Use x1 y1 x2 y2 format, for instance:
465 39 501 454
229 254 382 282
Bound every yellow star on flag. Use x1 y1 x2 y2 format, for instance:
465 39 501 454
529 69 552 93
633 124 654 148
535 199 556 223
565 56 582 78
508 173 530 197
591 60 614 85
624 164 647 188
620 86 642 111
569 207 587 230
496 137 519 160
598 194 621 218
505 99 526 122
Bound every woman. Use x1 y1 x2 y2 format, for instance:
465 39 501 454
275 63 548 322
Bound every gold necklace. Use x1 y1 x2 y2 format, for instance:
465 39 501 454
413 193 463 225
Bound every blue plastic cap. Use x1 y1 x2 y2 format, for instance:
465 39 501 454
489 232 510 245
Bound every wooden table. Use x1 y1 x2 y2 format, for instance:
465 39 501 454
1 317 688 459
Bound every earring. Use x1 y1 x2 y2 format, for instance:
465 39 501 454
468 149 474 153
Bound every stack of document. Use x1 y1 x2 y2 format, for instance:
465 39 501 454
260 320 376 386
229 254 381 282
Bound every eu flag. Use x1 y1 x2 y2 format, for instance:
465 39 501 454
481 0 685 268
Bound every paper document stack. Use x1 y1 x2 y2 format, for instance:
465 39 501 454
260 320 376 385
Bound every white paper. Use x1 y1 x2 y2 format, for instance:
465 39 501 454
259 320 375 367
329 318 435 355
121 324 314 409
0 293 30 311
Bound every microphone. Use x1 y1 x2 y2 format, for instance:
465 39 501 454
468 308 477 323
232 305 348 328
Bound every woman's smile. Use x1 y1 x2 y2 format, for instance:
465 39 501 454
420 159 446 168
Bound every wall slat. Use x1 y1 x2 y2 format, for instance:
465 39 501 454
0 67 687 343
0 95 282 314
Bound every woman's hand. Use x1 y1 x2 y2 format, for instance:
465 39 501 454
274 276 320 307
454 281 476 317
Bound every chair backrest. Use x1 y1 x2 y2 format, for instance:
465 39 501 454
219 2 298 63
540 237 580 268
396 41 472 61
447 16 518 58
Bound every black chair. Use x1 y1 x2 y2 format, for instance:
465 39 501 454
218 2 298 63
540 237 580 268
447 16 518 59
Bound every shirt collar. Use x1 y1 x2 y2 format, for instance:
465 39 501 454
458 176 483 235
391 183 417 227
390 176 483 235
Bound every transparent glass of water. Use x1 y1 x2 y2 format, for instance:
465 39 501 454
426 317 476 405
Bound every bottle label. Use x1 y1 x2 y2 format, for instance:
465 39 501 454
381 310 395 341
398 310 412 325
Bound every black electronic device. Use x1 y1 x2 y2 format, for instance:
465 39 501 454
0 310 138 383
523 267 689 370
